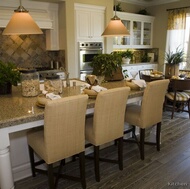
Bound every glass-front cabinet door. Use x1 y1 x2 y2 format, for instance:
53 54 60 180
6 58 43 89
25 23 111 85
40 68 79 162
143 22 152 46
122 20 131 45
113 19 131 46
112 11 154 50
133 21 141 46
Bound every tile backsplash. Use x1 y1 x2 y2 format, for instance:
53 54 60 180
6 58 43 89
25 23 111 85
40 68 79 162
0 28 65 69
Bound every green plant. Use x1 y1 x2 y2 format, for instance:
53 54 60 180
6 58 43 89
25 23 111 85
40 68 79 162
165 47 185 65
90 53 122 77
119 49 133 59
113 3 122 11
0 60 20 86
138 9 149 15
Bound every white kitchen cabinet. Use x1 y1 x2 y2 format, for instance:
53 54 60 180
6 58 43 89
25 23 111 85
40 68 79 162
45 5 59 50
75 4 105 42
122 63 158 79
113 12 155 49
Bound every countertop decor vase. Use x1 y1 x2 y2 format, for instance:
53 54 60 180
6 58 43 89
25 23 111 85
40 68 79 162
165 47 184 78
122 57 131 64
0 82 12 95
119 49 133 64
165 64 179 79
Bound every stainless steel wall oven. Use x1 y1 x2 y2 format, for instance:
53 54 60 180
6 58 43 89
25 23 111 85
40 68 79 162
79 42 103 80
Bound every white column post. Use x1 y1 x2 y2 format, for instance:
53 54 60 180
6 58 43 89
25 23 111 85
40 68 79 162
0 128 14 189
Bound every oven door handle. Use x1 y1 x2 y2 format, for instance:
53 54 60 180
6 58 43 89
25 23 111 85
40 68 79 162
80 48 102 51
80 70 93 74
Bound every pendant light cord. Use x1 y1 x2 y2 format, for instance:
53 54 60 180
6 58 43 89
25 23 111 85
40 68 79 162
15 0 28 12
112 0 120 20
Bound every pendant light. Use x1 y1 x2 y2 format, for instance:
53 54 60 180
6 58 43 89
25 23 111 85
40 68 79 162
2 0 43 35
102 1 130 37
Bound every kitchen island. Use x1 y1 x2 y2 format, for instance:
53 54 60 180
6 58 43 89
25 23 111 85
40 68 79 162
0 79 143 189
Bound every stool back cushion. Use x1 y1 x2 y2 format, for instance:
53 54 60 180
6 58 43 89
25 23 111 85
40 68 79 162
91 87 130 145
44 95 88 163
141 79 170 128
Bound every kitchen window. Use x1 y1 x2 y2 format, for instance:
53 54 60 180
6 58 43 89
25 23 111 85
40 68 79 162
166 8 190 70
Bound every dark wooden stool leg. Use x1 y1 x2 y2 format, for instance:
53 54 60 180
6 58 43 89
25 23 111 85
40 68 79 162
47 164 55 189
140 129 145 160
118 137 123 170
156 122 161 151
28 146 36 177
94 146 100 182
55 159 65 188
132 126 136 138
79 152 86 189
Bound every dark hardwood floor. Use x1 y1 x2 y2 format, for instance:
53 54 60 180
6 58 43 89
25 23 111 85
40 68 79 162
15 111 190 189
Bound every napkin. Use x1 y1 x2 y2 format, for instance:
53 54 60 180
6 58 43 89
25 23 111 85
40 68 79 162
46 93 61 100
91 85 107 92
132 79 146 88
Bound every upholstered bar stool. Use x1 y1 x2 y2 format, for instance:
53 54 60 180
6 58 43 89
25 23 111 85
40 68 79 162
27 95 88 189
85 87 130 182
125 79 170 160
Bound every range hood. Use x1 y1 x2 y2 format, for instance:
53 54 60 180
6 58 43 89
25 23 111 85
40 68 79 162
0 0 57 29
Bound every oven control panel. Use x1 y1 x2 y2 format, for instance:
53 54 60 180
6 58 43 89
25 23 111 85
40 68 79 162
79 42 103 49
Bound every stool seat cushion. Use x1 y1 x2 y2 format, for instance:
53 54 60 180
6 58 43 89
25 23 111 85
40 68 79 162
166 92 190 101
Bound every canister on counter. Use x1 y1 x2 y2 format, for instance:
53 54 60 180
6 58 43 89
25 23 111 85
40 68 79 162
44 75 63 94
20 69 40 97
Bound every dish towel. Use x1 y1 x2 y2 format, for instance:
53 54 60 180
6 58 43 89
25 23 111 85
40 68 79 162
91 85 107 92
132 79 146 88
46 93 61 100
84 84 107 92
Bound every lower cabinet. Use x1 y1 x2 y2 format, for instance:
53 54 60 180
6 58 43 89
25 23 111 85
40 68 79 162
122 63 158 79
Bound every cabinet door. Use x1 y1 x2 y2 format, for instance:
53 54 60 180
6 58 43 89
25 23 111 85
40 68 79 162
90 11 104 39
133 21 142 46
113 12 154 50
113 19 131 46
143 22 152 46
76 11 91 40
76 8 104 41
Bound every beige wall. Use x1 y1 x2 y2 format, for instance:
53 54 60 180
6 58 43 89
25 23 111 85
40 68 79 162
118 1 144 13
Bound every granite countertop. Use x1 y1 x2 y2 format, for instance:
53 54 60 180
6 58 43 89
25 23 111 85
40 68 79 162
0 80 143 129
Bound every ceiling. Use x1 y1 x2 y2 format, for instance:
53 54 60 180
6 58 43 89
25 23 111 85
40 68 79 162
31 0 180 6
119 0 180 6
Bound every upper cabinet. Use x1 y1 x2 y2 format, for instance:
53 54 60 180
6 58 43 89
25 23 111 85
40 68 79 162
75 4 105 42
113 12 155 49
46 6 59 51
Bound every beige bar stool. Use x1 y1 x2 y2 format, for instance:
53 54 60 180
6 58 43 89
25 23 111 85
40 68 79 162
27 95 88 189
125 79 170 160
85 87 130 182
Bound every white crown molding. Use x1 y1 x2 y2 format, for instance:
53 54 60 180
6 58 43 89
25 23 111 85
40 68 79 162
118 0 180 7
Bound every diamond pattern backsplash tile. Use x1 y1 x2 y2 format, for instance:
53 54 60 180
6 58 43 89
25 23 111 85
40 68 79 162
0 29 65 69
